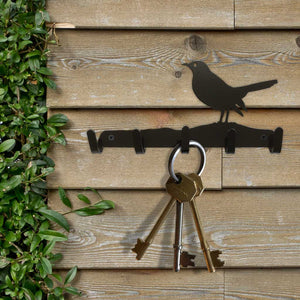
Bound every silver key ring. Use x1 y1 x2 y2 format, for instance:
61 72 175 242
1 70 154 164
168 140 206 182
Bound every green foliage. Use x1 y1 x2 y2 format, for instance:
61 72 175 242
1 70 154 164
0 1 115 298
58 188 115 217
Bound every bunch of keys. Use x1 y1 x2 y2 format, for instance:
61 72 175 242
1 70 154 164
132 140 224 272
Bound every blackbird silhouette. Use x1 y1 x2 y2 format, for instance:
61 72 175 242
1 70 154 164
183 61 278 123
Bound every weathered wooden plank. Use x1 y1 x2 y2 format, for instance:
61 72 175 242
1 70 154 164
235 0 300 29
225 269 300 299
47 109 222 189
223 110 300 187
59 269 300 299
49 189 300 268
47 30 300 108
60 269 224 299
47 0 233 29
47 109 300 189
58 270 300 299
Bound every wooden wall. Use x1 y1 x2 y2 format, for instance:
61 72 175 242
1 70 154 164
47 1 300 298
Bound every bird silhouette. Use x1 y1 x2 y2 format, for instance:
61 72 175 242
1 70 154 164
183 61 278 123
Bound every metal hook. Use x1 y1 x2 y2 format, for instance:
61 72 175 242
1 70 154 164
168 140 206 182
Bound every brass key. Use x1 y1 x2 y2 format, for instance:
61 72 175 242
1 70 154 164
187 173 224 272
166 173 199 271
132 193 176 260
132 174 197 264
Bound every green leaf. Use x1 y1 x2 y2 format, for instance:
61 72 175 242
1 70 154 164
0 36 8 43
43 240 56 256
54 134 66 146
0 139 16 153
6 231 17 242
50 253 63 263
84 187 103 200
22 287 35 300
32 27 47 34
28 58 40 71
25 50 41 58
29 235 41 252
35 290 43 300
18 40 32 50
39 207 70 232
94 200 115 210
0 257 10 269
54 287 63 297
65 287 82 296
77 194 91 204
0 175 22 192
38 230 68 242
35 11 43 26
44 77 57 89
44 276 53 288
51 273 63 283
64 266 78 285
74 207 104 217
47 114 68 126
37 67 53 76
58 187 72 209
24 214 34 227
27 114 40 120
45 125 57 136
40 257 52 275
22 143 31 152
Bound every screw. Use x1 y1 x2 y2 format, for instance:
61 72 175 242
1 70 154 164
175 71 182 78
261 134 268 141
108 135 115 141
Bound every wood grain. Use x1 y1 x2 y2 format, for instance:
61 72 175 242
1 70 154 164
225 269 300 299
60 269 224 299
47 109 300 189
58 269 300 299
48 188 300 268
47 30 300 108
235 0 300 29
46 0 233 29
223 110 300 187
47 109 222 189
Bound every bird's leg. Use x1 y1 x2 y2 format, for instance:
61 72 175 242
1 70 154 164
225 110 229 123
219 110 224 123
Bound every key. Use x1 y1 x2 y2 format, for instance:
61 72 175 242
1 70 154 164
132 193 176 260
167 173 199 271
174 201 184 272
187 173 224 272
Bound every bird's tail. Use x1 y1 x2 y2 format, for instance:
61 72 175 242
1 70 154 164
237 80 278 97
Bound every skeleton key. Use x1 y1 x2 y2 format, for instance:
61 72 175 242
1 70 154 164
132 192 176 260
187 173 224 271
166 173 199 271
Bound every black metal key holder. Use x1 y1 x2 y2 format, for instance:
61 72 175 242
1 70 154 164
87 61 283 155
86 61 284 271
87 122 283 155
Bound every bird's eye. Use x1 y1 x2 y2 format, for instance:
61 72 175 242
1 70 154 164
193 63 197 67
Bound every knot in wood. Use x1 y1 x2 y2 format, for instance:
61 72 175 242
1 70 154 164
188 35 206 52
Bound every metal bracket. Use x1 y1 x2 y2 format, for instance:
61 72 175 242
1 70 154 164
87 123 283 154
